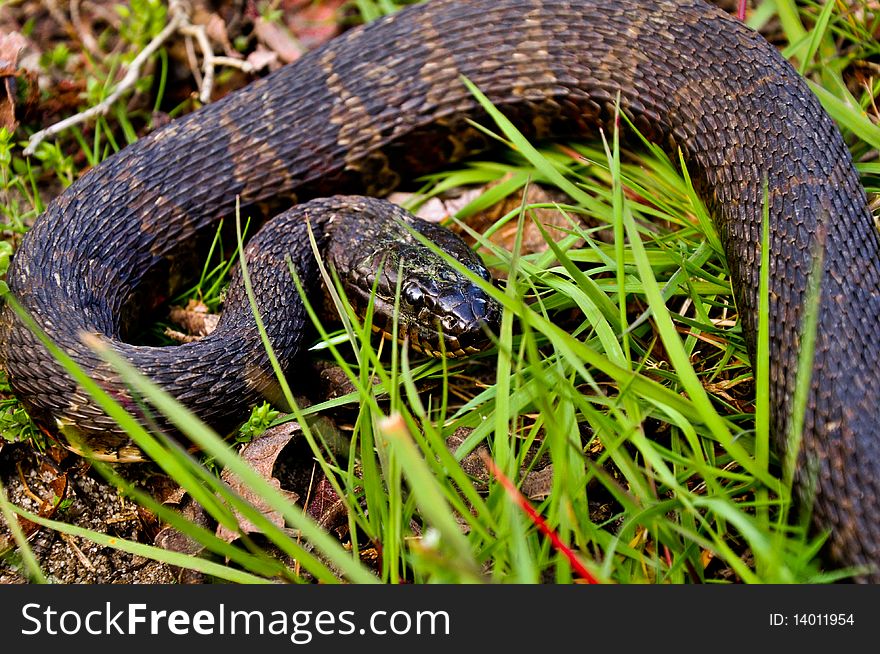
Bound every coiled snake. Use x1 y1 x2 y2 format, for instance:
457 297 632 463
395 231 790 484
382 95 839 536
1 0 878 580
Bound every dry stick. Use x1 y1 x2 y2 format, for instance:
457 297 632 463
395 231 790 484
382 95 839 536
179 22 253 104
22 7 186 156
183 30 204 89
69 0 104 59
42 0 70 34
23 1 252 156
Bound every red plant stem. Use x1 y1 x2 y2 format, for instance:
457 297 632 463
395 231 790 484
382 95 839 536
479 450 600 584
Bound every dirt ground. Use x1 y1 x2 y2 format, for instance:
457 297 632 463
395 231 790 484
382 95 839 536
1 441 178 583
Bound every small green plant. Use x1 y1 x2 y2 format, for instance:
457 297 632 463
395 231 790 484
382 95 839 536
28 141 77 188
40 44 72 71
0 372 40 445
259 5 285 24
238 402 282 444
0 129 41 233
0 400 39 445
115 0 169 49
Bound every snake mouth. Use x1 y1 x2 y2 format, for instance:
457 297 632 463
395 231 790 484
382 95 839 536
369 323 486 358
355 276 501 358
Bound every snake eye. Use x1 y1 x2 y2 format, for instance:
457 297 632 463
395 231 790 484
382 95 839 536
403 282 424 307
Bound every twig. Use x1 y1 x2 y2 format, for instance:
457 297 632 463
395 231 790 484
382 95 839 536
42 0 70 32
22 6 187 156
15 462 42 504
60 533 97 572
69 0 104 59
183 29 203 89
22 0 253 156
180 22 253 103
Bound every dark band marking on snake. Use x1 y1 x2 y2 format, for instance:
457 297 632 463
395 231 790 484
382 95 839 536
0 0 878 580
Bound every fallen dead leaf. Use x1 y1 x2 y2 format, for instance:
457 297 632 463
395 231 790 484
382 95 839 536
216 422 300 543
285 0 346 50
246 45 280 72
305 475 349 534
0 32 29 131
202 12 236 57
388 188 485 224
521 465 554 501
166 298 220 342
469 178 582 256
254 17 305 64
154 493 212 584
391 176 587 268
0 467 67 557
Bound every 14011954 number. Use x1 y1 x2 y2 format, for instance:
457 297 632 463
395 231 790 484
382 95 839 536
793 614 854 627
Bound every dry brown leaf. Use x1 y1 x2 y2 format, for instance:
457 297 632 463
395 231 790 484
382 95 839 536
162 485 189 506
166 298 220 341
154 496 210 557
304 475 349 534
203 12 236 57
246 45 280 72
521 465 554 501
0 469 67 554
388 188 485 224
216 423 300 543
287 0 345 48
392 177 583 265
305 476 336 520
0 32 27 70
154 494 212 584
0 32 29 131
469 179 580 256
254 17 305 64
46 443 72 464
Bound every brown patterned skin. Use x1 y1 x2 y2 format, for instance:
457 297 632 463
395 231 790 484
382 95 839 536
0 0 878 579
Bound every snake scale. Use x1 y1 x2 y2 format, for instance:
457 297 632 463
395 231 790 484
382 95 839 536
1 0 879 580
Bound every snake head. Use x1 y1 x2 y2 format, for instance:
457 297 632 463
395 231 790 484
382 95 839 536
325 198 501 358
391 219 502 357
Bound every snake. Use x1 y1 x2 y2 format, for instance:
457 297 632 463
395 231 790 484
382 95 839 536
0 0 878 581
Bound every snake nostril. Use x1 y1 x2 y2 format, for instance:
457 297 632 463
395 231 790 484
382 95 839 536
441 314 460 333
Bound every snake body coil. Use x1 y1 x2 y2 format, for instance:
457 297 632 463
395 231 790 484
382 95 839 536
1 0 878 579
